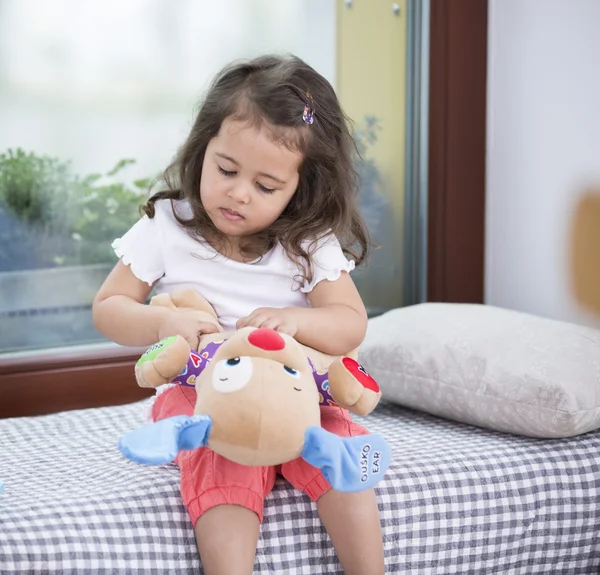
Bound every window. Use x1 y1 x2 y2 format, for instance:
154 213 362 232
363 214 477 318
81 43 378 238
0 0 421 354
0 0 489 417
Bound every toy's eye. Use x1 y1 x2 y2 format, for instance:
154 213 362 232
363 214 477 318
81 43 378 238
284 366 299 377
212 357 253 393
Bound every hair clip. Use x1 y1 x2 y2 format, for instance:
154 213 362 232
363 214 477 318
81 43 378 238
303 91 315 125
303 104 315 125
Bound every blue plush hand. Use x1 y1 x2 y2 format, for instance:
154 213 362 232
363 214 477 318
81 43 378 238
119 414 212 465
302 427 391 492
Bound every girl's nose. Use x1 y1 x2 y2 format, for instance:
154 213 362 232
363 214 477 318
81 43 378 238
227 182 251 204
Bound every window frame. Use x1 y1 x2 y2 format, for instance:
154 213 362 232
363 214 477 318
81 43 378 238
0 0 488 418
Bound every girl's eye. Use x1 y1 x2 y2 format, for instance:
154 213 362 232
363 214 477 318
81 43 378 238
218 165 274 193
257 183 276 194
284 366 299 377
218 166 236 177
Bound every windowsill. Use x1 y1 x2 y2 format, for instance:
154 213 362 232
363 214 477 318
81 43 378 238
0 341 148 375
1 307 392 375
0 340 153 419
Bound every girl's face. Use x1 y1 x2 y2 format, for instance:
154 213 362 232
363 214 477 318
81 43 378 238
200 117 302 247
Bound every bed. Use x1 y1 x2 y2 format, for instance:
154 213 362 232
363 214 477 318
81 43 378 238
1 395 599 574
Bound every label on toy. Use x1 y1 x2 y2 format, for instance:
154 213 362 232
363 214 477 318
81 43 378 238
359 443 382 483
137 336 178 366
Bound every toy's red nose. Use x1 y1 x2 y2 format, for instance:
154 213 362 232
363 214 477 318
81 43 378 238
248 328 285 351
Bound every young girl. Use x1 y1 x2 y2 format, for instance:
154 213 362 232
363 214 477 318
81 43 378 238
93 54 385 575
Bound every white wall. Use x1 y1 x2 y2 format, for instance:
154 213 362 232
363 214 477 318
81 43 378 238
486 0 600 327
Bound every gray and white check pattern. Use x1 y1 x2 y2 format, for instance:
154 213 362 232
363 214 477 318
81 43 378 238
1 399 599 574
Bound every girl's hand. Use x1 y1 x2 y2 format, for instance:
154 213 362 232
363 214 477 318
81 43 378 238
157 309 219 348
236 307 298 337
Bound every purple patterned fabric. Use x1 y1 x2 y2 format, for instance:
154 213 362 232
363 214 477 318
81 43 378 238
308 359 337 407
171 339 226 387
172 339 337 406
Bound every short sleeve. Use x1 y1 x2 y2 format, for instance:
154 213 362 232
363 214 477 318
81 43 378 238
112 214 165 286
301 233 356 293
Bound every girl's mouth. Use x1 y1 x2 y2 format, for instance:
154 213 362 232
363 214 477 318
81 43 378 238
220 208 244 222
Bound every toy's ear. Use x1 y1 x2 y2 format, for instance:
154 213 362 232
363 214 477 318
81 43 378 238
119 414 212 465
302 427 391 492
149 293 178 310
170 289 218 318
169 288 223 332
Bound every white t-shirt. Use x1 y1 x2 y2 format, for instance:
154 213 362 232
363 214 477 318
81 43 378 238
112 199 355 330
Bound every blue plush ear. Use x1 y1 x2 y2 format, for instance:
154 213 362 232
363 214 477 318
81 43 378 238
119 414 212 465
302 427 391 492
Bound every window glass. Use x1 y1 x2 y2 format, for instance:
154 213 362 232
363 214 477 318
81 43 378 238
0 0 408 354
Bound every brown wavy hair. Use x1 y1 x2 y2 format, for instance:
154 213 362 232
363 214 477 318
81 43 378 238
142 54 370 284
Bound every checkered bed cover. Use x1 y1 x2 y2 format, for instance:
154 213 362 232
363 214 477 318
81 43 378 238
1 399 599 574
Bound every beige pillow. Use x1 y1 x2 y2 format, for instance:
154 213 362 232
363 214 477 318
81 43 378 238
359 303 600 438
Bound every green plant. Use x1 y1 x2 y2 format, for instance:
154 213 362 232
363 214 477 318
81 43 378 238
353 116 388 236
0 148 72 230
65 159 153 266
0 148 151 271
0 120 388 272
354 115 382 188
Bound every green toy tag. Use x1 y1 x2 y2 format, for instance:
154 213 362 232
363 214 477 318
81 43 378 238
137 336 178 366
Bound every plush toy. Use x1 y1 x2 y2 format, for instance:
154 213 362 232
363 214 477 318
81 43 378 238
119 289 391 492
571 190 600 316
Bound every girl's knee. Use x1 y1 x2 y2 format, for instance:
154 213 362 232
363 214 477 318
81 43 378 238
187 487 266 526
179 451 277 525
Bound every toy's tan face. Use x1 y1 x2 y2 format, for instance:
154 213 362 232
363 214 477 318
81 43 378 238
195 327 321 466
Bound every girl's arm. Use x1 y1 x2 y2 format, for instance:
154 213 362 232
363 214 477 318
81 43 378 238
237 272 367 356
292 272 367 355
93 261 217 348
